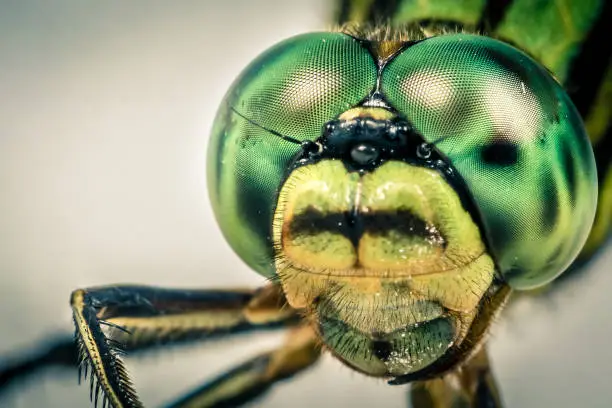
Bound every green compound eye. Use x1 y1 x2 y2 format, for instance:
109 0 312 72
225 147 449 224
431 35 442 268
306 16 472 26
381 34 598 289
208 32 377 276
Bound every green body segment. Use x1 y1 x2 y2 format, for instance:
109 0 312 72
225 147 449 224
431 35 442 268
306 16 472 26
341 0 606 84
495 0 605 83
381 34 597 288
393 0 486 26
336 0 486 25
207 32 377 276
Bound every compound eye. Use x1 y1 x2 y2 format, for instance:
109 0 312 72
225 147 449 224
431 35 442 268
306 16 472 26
381 34 598 289
207 33 378 277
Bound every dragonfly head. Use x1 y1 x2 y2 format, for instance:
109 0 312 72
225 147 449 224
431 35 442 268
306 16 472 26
207 30 597 378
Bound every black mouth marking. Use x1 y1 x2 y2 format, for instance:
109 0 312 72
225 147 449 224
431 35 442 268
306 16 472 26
371 338 393 361
288 207 445 249
318 312 455 377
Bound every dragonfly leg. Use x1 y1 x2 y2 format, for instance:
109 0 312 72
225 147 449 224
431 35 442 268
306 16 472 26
165 324 319 408
70 284 298 408
408 347 503 408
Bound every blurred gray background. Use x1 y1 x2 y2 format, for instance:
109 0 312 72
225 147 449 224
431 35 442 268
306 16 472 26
0 1 610 407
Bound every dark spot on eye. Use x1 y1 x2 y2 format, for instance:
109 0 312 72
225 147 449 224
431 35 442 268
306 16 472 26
371 339 392 361
540 171 559 235
502 265 526 285
484 213 515 258
236 173 274 246
560 141 577 206
545 245 563 270
480 141 519 166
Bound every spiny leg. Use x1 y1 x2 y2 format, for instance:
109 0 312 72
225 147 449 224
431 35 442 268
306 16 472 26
0 285 295 401
71 284 298 408
166 324 320 408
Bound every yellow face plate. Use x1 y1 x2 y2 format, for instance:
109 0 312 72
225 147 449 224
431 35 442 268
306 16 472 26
273 160 495 376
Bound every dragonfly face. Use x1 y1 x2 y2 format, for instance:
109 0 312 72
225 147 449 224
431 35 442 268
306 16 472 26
208 30 598 378
0 3 609 408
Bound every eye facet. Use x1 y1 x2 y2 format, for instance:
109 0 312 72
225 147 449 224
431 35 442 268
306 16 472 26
381 34 598 289
480 141 519 166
